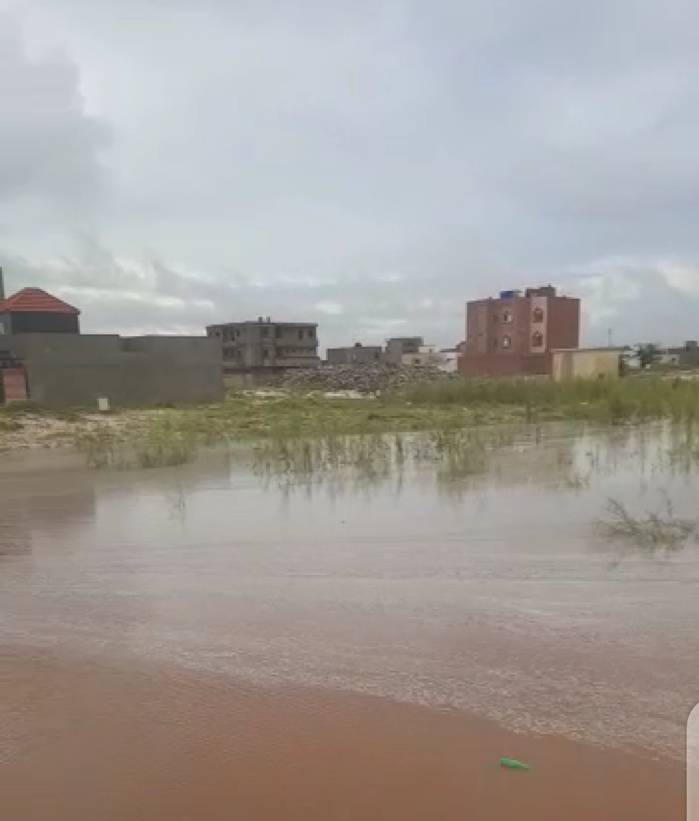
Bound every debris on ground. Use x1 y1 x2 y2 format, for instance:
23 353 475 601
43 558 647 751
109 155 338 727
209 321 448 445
499 757 531 770
277 364 458 395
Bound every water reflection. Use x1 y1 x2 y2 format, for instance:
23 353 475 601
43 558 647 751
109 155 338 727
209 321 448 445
0 469 96 560
3 424 699 759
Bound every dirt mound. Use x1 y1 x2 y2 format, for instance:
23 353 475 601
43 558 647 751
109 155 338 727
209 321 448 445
278 364 457 395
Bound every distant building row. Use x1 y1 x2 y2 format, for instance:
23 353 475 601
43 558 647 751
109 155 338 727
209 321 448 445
206 322 461 374
327 337 459 371
0 260 637 409
208 286 584 379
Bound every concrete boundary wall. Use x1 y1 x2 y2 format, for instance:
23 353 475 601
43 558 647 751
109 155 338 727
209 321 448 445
7 334 224 408
459 352 552 377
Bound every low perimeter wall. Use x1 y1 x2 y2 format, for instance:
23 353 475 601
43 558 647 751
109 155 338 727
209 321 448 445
459 352 552 377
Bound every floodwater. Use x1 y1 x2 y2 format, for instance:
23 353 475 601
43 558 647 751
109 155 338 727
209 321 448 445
2 425 698 819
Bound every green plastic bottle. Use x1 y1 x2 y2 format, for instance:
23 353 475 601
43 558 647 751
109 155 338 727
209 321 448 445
499 757 530 770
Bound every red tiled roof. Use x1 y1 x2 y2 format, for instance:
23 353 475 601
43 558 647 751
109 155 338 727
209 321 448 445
0 287 80 315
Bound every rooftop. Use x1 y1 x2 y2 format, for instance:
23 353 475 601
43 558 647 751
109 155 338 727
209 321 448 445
0 287 80 315
208 319 317 328
552 347 624 353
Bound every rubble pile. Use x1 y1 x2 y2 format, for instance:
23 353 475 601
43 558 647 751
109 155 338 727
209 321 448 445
277 364 458 395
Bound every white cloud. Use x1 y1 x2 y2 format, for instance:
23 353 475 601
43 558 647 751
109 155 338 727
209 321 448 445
660 263 699 295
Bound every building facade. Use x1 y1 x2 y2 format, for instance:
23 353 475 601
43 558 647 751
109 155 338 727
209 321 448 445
552 347 622 381
400 345 447 368
326 343 383 365
460 285 580 376
206 317 319 372
666 341 699 368
384 337 424 365
0 268 80 335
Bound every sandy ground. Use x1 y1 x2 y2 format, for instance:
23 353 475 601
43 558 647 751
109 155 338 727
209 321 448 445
2 650 683 821
0 411 144 450
0 392 370 450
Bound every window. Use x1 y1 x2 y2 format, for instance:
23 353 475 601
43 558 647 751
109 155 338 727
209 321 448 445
298 330 303 340
502 311 513 324
307 328 315 338
532 331 544 348
262 327 269 338
532 307 544 323
501 335 512 349
275 326 282 339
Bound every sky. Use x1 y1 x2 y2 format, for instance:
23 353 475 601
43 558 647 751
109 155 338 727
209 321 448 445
1 0 699 350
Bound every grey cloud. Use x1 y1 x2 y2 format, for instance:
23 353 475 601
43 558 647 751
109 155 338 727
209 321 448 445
5 0 699 347
0 13 112 219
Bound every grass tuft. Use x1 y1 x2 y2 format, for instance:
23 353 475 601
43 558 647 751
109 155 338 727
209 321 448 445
595 496 696 554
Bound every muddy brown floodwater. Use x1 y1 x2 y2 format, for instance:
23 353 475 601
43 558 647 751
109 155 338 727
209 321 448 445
1 426 698 819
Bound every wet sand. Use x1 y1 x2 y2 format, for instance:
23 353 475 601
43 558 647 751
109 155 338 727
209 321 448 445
2 650 683 821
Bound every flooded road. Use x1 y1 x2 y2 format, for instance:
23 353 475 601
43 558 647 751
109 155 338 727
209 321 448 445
2 426 698 818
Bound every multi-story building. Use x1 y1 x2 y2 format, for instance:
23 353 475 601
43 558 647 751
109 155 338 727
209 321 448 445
207 317 320 371
460 285 580 376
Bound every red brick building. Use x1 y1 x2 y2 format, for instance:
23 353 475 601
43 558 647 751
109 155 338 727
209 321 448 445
459 285 580 376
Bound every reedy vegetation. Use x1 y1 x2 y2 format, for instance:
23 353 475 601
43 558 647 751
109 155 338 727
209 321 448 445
4 374 699 470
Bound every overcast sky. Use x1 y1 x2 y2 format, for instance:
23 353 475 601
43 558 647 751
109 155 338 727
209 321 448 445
1 0 698 350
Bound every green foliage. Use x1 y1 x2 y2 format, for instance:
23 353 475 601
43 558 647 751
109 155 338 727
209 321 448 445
394 375 699 425
55 375 699 470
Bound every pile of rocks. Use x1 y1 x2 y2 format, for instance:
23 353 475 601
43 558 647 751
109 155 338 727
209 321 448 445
278 364 457 395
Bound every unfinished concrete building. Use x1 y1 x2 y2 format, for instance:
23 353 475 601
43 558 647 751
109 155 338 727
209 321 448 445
207 317 320 373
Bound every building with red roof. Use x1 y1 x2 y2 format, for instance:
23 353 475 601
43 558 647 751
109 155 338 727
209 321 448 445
0 265 224 408
0 269 80 335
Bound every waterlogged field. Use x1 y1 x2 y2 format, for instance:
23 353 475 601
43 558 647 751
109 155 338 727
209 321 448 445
2 421 698 768
3 373 699 463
